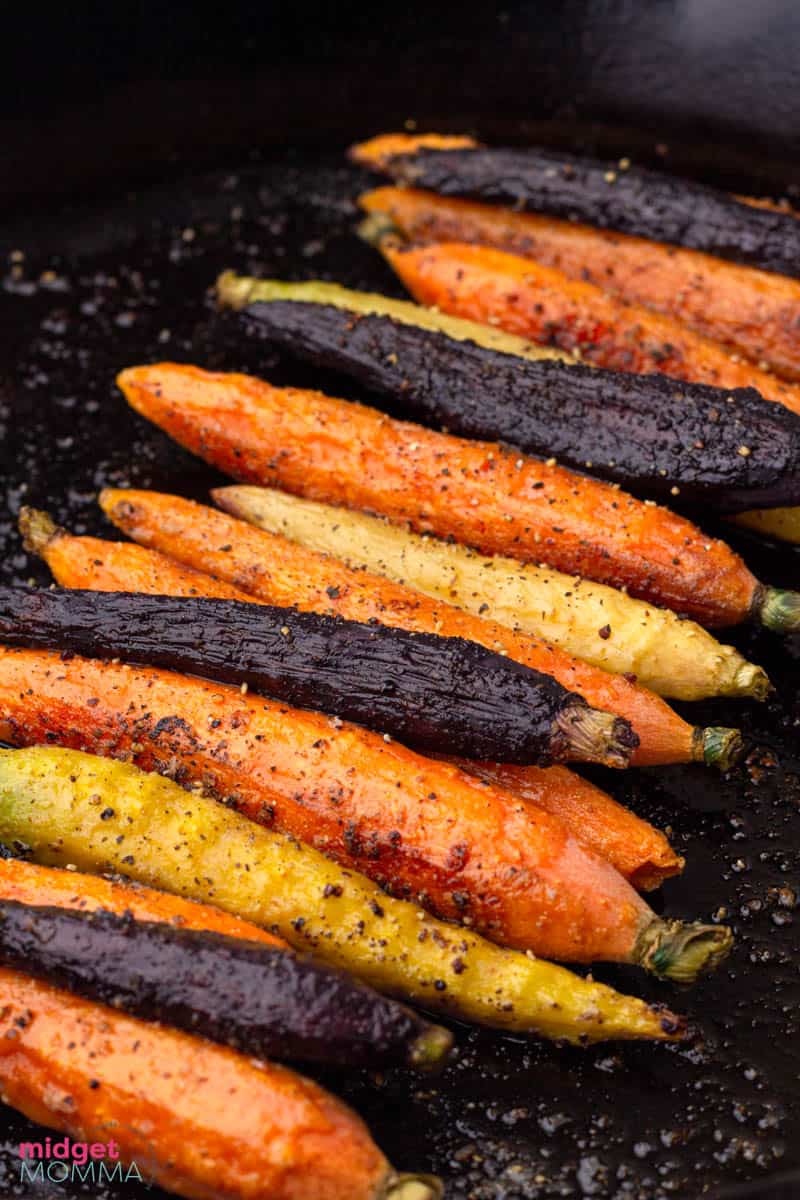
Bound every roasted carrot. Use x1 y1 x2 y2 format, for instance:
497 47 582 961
26 503 744 770
118 363 800 632
0 969 428 1200
359 186 800 384
211 486 764 705
0 857 284 944
0 585 639 771
445 761 681 893
0 897 453 1072
352 136 800 279
0 648 730 979
0 747 686 1043
376 237 800 410
22 514 687 885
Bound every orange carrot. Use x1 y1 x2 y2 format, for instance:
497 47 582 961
77 491 716 772
0 857 284 946
350 133 479 168
0 968 410 1200
377 238 800 411
117 364 788 631
359 186 800 384
453 762 681 893
0 645 725 975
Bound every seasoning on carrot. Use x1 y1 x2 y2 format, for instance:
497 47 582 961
0 747 687 1042
216 274 800 514
0 967 433 1200
117 362 800 633
358 186 800 385
350 134 800 278
21 511 691 881
36 500 746 760
374 235 800 411
0 584 639 770
0 653 731 980
210 485 765 706
0 897 454 1070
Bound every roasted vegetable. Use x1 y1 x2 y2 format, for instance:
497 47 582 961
375 236 800 410
217 274 800 514
0 653 730 980
0 898 452 1070
0 585 637 770
351 135 800 279
87 496 745 762
0 967 431 1200
359 185 800 385
0 747 687 1042
213 485 766 705
118 362 800 632
23 511 688 880
372 237 800 545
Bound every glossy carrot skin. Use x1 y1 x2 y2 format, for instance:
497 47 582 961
381 239 800 411
118 364 758 627
37 513 684 882
0 968 392 1200
0 646 654 965
359 186 800 385
0 857 284 946
453 762 682 892
93 491 702 769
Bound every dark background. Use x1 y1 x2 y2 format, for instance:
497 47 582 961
2 4 800 1198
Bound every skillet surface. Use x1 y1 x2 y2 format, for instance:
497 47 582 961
1 152 799 1200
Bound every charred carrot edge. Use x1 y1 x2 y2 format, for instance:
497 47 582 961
24 502 740 775
117 362 800 633
0 967 432 1200
0 647 732 979
0 856 285 945
375 236 800 413
22 508 688 886
358 186 800 385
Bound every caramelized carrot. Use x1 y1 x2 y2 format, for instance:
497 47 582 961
72 492 736 770
0 968 421 1200
0 857 284 945
118 364 799 632
378 238 800 411
350 133 479 168
0 646 729 977
359 186 800 384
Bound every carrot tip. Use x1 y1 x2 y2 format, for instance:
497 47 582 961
556 704 638 769
18 508 59 557
694 726 745 772
754 585 800 635
382 1174 444 1200
635 918 733 984
408 1024 455 1072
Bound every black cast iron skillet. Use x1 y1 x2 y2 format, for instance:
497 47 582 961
1 5 799 1198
